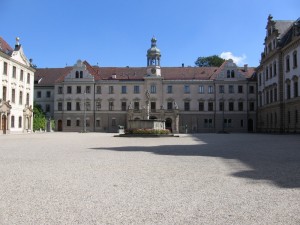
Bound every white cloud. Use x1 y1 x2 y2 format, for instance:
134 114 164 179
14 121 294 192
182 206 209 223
219 52 247 66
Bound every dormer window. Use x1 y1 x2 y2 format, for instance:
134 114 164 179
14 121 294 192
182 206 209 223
231 70 235 78
227 70 230 78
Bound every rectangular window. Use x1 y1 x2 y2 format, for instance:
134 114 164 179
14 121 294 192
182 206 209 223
249 102 255 111
67 86 72 94
12 66 16 78
121 102 127 111
2 86 7 101
12 89 15 103
238 102 243 111
286 56 290 71
293 51 298 68
96 119 101 127
167 102 173 110
76 102 81 111
121 86 127 94
219 85 224 93
112 118 116 127
76 120 80 127
18 116 22 128
208 102 213 111
199 102 204 111
224 119 232 128
67 120 71 127
37 91 41 98
287 84 291 99
274 62 277 76
150 85 156 94
240 120 244 127
184 85 190 94
274 88 277 102
109 86 114 94
86 86 91 94
11 116 15 128
229 85 234 94
67 102 72 111
249 86 255 94
86 119 90 127
26 93 29 105
27 73 30 84
3 62 7 75
58 102 63 111
96 101 101 111
198 85 204 94
167 85 172 93
208 85 214 94
294 82 298 97
229 102 234 111
19 91 23 105
20 70 24 81
77 86 81 94
184 102 190 111
96 86 101 94
46 91 51 98
204 119 213 128
134 85 140 94
238 85 243 93
109 101 114 111
219 102 224 111
134 102 139 110
45 104 50 112
58 86 63 94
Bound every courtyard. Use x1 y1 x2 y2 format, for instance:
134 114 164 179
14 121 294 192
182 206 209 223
0 132 299 225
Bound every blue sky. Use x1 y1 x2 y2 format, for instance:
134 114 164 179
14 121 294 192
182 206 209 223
1 0 299 68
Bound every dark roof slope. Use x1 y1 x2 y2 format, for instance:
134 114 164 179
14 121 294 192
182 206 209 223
35 67 73 86
0 36 13 55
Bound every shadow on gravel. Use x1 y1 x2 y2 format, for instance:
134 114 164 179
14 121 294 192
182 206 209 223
90 134 300 189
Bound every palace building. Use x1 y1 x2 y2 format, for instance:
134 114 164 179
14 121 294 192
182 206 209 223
35 37 257 133
257 15 300 133
0 37 35 134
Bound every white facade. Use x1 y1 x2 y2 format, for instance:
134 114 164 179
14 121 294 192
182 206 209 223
0 37 35 134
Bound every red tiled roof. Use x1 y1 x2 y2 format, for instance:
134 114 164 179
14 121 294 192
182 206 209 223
35 67 73 86
0 36 14 55
35 62 256 85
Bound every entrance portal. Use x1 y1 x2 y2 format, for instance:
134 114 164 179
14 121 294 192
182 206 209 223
2 115 7 134
58 120 63 131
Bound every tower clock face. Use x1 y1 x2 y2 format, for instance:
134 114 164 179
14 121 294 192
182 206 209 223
151 68 156 74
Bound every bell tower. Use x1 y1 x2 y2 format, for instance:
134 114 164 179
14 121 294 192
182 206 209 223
147 37 161 76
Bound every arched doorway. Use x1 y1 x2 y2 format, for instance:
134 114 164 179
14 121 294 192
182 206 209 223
2 115 7 134
57 120 63 131
248 119 254 132
165 118 172 132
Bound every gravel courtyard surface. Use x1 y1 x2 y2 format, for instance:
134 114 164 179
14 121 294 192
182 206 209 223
0 132 299 225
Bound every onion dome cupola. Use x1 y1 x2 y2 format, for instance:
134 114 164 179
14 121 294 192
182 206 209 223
147 37 161 76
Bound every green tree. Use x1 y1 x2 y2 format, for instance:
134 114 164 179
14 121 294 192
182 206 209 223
33 102 47 131
195 55 225 67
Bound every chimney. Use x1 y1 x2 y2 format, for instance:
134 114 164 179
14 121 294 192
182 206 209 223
244 64 248 72
182 63 184 68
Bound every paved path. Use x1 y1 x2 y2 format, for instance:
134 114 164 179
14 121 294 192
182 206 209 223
0 133 299 225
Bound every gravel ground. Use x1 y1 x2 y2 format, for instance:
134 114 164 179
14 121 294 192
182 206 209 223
0 132 299 225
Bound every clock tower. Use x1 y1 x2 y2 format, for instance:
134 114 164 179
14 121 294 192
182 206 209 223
147 37 161 76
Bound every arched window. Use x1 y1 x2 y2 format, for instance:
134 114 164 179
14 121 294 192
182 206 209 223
18 116 22 128
11 116 15 128
227 70 230 78
80 71 83 78
231 70 235 78
75 71 79 78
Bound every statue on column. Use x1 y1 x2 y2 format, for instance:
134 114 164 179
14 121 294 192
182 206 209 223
145 90 150 119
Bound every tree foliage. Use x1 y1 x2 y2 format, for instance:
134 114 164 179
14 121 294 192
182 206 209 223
33 102 46 131
195 55 225 67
